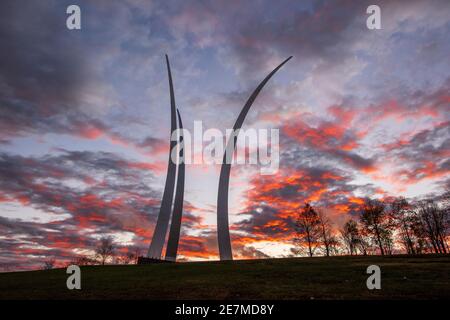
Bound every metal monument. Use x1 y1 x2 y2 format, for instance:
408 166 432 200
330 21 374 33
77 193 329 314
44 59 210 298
148 55 292 261
147 55 185 261
216 56 292 260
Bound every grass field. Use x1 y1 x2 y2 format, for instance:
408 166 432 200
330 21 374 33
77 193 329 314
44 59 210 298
0 255 449 300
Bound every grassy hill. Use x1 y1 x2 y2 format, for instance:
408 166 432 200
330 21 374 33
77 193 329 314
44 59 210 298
0 255 449 299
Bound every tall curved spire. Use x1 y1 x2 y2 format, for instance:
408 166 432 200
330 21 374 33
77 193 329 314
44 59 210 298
147 55 178 259
216 56 292 260
165 109 185 261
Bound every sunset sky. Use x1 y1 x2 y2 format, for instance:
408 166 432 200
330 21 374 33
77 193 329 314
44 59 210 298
0 0 449 271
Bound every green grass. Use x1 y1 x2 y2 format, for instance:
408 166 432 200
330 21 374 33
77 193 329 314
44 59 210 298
0 255 449 299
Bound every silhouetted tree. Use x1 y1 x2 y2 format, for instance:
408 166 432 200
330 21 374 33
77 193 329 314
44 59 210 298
355 226 372 255
442 189 450 250
317 209 338 256
289 191 449 257
340 219 360 255
416 200 448 253
359 199 393 256
409 214 430 254
95 236 115 265
70 255 97 266
132 247 141 264
380 228 394 255
294 203 321 257
121 247 140 264
43 259 55 270
390 197 417 254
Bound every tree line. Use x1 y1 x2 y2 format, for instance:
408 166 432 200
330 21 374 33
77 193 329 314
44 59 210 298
294 192 449 257
42 236 141 270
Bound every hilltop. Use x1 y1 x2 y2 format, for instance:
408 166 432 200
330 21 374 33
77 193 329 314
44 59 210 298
0 255 448 299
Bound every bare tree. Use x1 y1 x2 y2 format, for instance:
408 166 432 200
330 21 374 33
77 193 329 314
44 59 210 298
442 189 450 250
118 248 140 265
410 214 431 254
360 198 393 256
128 247 141 264
72 255 97 266
390 197 417 254
416 200 448 254
340 219 359 255
43 259 55 270
380 228 394 255
95 236 115 265
317 209 338 256
294 203 321 257
133 247 141 264
355 224 372 255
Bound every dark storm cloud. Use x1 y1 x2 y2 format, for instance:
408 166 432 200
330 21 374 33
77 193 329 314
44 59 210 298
238 205 292 237
165 0 369 76
329 149 375 171
138 136 168 155
0 0 156 142
167 0 450 77
0 0 94 138
223 0 367 75
0 216 46 238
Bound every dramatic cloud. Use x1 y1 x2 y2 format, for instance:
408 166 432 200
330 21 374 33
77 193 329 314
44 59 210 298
0 150 167 269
